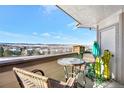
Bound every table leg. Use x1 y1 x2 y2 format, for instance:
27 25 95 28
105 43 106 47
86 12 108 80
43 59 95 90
75 64 87 87
64 66 68 81
72 66 74 77
82 70 86 86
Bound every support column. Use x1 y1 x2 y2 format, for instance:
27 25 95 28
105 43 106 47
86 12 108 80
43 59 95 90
118 12 124 84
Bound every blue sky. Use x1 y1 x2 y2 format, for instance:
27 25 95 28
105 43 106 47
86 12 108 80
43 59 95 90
0 5 96 45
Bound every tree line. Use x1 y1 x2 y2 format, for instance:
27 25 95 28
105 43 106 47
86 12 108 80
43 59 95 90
0 46 47 57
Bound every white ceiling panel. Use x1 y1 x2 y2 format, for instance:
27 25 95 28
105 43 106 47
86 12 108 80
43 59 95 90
58 5 124 28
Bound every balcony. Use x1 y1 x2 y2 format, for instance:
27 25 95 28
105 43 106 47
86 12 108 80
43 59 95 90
0 52 77 88
0 52 124 88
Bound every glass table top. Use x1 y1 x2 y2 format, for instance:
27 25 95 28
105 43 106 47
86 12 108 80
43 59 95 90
57 57 85 66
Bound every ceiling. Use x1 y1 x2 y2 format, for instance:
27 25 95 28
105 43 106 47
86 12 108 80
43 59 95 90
58 5 124 28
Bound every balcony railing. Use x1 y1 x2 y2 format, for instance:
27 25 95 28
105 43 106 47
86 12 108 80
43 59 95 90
0 52 77 88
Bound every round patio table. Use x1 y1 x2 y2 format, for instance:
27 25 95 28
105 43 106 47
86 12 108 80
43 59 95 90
57 57 85 66
57 57 86 86
57 57 85 81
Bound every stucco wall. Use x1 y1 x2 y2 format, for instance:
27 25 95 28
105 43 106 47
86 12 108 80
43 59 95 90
97 10 124 84
98 10 122 30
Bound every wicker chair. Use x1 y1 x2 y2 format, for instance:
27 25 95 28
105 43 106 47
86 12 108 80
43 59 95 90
13 67 75 88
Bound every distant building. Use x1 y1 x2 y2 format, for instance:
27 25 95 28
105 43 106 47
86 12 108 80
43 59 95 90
73 45 85 54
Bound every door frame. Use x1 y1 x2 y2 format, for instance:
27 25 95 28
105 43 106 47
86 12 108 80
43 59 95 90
98 23 119 80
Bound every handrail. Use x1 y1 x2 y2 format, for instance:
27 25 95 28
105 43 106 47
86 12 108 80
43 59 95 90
0 52 77 67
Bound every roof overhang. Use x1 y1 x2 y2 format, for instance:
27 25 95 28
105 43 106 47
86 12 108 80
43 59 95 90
57 5 124 29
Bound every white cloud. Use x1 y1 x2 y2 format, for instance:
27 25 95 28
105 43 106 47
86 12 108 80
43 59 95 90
0 30 44 40
87 41 94 46
32 32 38 36
0 31 94 45
72 26 78 31
67 22 77 30
67 22 75 27
0 31 43 40
0 30 47 43
41 5 57 15
0 31 24 38
41 32 51 37
54 36 61 39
